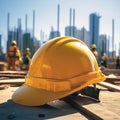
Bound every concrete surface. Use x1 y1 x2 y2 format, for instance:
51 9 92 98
0 85 120 120
0 87 87 120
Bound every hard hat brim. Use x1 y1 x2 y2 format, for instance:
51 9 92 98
12 73 105 106
12 84 87 106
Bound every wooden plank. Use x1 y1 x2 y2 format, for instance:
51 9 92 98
64 95 120 120
0 70 27 75
0 74 25 78
106 77 120 84
0 71 27 79
0 78 25 84
0 63 6 71
98 82 120 92
0 84 10 90
106 77 120 81
102 68 120 75
106 77 120 80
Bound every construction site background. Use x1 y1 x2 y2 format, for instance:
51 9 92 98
0 58 119 71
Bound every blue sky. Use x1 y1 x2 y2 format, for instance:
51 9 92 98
0 0 120 51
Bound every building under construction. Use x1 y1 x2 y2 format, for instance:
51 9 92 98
6 11 37 57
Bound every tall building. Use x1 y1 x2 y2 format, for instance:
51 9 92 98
17 18 22 53
111 19 116 58
118 42 120 56
112 19 115 52
49 4 61 39
65 26 77 37
76 27 90 47
89 13 101 50
0 35 2 54
7 29 18 52
65 8 76 37
49 31 60 39
49 26 60 39
34 38 40 52
99 35 108 58
0 34 5 61
23 33 35 56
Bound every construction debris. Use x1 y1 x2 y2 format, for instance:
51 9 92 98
0 86 120 120
0 68 120 119
0 71 27 80
0 84 10 90
98 82 120 92
64 95 120 120
101 67 120 76
0 78 24 86
0 62 7 71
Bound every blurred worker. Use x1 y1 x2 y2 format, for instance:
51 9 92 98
23 48 31 70
90 44 98 59
116 56 120 69
7 40 21 70
90 44 99 90
101 53 108 67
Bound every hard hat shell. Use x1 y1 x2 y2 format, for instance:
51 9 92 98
12 36 106 106
91 44 96 49
11 40 16 45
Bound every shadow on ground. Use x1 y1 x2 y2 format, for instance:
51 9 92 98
0 99 80 120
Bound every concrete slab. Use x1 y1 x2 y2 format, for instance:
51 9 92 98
0 87 87 120
0 84 120 120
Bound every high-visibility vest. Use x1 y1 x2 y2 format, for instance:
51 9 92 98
8 46 20 57
16 49 21 57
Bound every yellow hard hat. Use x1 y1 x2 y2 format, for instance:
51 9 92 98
11 40 16 45
91 44 96 49
12 36 106 106
26 48 30 51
